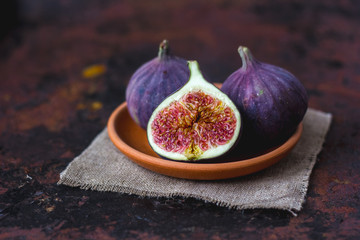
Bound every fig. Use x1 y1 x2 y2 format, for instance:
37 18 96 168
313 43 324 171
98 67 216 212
147 61 241 162
221 46 308 147
126 40 189 129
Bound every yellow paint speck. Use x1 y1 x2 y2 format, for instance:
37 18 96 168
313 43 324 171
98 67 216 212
91 101 103 111
82 64 107 79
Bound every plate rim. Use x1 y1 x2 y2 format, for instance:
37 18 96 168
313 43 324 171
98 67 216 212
107 102 303 180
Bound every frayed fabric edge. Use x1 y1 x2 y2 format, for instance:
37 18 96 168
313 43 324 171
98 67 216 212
57 176 300 216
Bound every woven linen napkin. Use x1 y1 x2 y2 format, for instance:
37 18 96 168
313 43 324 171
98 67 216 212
58 108 332 214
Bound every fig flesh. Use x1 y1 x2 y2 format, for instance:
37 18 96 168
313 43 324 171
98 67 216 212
147 61 241 162
221 46 308 147
126 40 189 129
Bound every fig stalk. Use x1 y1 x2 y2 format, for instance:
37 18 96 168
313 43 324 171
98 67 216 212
158 39 170 59
238 46 255 70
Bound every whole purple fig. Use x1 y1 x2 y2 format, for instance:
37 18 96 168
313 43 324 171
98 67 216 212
221 46 308 148
126 40 189 129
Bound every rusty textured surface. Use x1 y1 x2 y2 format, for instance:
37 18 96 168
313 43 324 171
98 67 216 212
0 0 359 239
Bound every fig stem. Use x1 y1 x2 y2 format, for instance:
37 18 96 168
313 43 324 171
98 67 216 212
158 39 170 59
238 46 254 70
187 60 207 85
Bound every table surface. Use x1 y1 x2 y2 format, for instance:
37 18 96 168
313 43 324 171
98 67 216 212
1 0 359 239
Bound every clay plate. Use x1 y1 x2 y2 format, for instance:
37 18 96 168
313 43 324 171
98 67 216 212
107 102 303 180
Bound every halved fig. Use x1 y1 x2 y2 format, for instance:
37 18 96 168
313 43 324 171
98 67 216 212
147 61 241 162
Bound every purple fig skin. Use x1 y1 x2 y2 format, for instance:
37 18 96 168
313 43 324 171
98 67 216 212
126 40 190 129
221 46 308 148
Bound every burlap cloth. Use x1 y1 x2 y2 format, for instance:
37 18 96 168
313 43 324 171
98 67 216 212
58 108 332 215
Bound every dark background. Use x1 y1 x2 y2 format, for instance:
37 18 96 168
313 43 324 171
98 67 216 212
1 0 359 239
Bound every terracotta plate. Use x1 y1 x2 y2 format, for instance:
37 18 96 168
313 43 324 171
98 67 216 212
107 102 303 180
